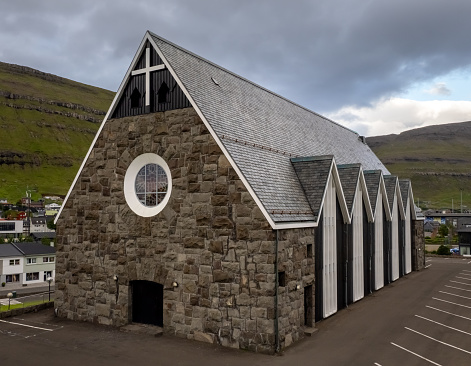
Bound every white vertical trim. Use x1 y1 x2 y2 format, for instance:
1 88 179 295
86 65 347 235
323 175 337 318
352 183 364 302
374 189 384 290
405 197 412 274
391 195 399 281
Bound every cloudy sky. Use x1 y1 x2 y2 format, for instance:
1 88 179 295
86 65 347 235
1 0 471 136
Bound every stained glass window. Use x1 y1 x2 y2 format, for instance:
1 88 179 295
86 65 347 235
135 163 168 207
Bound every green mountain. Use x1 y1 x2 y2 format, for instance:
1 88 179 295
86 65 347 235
1 62 469 211
367 121 471 211
0 62 114 203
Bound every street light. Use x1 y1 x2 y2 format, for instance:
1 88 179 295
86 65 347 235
7 292 13 310
46 276 53 302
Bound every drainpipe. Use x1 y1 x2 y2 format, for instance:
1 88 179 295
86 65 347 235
274 229 280 353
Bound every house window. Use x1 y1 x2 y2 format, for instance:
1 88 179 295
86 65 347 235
50 257 55 262
278 271 286 287
6 274 20 283
43 257 49 263
27 258 37 265
0 222 15 231
124 153 172 217
9 259 20 266
26 272 39 281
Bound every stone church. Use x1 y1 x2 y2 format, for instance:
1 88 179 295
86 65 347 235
55 31 425 353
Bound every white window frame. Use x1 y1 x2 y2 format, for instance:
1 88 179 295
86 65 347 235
26 272 39 281
124 153 172 217
27 258 37 265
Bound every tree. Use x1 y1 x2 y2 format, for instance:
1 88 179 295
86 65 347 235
437 244 451 256
438 224 449 237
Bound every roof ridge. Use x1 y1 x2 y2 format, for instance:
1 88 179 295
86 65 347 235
149 31 357 136
12 243 25 255
337 163 361 169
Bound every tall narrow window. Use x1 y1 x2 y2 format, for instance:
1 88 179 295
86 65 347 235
157 81 169 103
278 271 286 287
131 87 142 108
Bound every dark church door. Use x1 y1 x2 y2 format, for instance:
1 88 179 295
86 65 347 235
132 280 163 327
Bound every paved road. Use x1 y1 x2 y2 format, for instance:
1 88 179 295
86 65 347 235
0 284 52 297
1 256 470 366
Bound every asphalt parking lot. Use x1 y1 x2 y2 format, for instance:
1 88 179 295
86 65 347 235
1 256 470 365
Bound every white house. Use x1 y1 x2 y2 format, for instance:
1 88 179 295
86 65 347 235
0 242 55 287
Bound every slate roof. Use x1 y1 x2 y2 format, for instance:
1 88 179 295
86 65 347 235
291 156 333 221
149 32 389 224
31 232 56 240
383 175 399 213
399 180 410 209
31 217 46 225
0 244 22 258
13 242 56 255
337 164 361 216
363 170 382 214
57 31 393 228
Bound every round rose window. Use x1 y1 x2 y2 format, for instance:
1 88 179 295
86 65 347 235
124 154 172 217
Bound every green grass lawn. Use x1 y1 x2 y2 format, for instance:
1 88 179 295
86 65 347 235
0 299 52 312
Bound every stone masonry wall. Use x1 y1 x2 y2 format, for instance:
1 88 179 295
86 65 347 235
412 220 425 271
55 107 314 353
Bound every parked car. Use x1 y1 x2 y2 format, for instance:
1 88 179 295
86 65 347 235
450 247 460 255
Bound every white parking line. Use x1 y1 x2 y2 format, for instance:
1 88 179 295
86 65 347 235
0 319 54 332
445 285 471 292
405 327 471 355
450 280 471 287
432 297 471 309
456 276 471 281
426 305 471 321
415 315 471 336
458 273 471 277
374 363 382 366
463 269 471 273
425 264 432 269
439 291 471 300
391 342 442 365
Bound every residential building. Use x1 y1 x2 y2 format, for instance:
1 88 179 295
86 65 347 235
0 242 55 286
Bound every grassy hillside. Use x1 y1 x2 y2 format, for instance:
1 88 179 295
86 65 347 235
0 62 114 202
367 121 471 211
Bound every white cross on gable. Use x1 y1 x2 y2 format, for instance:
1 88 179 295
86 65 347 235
131 46 166 106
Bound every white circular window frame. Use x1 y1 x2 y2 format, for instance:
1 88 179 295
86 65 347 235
124 153 172 217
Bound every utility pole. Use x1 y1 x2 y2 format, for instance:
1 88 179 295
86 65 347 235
461 189 463 214
26 190 31 237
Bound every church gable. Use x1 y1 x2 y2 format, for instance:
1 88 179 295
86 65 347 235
111 41 190 119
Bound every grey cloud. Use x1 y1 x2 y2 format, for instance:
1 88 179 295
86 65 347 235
1 0 471 115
